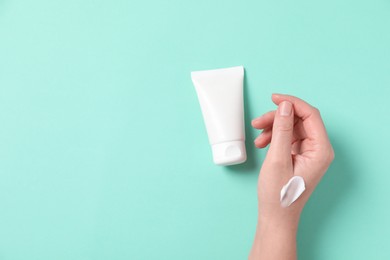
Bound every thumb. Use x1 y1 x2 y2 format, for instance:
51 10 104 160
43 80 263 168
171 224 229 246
267 101 294 167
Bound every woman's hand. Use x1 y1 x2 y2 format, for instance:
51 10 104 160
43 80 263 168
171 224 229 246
249 94 334 260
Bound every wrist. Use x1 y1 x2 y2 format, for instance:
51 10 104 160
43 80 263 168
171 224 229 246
258 207 302 231
250 211 299 260
258 216 299 235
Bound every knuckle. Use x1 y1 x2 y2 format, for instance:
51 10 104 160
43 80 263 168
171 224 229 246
276 121 294 132
315 146 335 167
276 123 293 132
312 106 321 115
328 147 335 163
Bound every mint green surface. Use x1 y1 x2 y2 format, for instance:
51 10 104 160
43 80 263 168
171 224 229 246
0 0 389 259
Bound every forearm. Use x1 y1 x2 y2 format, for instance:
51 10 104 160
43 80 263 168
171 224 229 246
249 217 299 260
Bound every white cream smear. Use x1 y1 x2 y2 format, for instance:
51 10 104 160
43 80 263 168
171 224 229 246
280 176 306 208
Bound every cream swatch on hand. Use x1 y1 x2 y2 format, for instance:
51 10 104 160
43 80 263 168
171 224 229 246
280 176 306 208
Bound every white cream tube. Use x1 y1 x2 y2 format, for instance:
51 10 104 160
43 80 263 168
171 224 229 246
191 66 246 166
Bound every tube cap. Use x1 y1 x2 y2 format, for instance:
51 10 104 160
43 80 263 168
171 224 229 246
211 141 247 166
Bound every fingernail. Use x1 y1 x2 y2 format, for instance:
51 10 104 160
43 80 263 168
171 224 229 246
279 101 292 116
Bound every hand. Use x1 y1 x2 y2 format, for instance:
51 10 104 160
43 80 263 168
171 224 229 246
249 94 334 260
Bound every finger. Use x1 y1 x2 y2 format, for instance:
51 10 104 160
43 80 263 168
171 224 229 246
256 128 301 149
267 101 294 167
254 127 272 148
251 110 276 129
272 94 316 119
252 111 300 130
272 93 329 145
258 130 301 149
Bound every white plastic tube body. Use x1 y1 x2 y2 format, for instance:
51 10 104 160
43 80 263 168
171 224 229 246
191 66 246 165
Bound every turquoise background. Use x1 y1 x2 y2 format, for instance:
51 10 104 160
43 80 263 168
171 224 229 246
0 0 389 259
